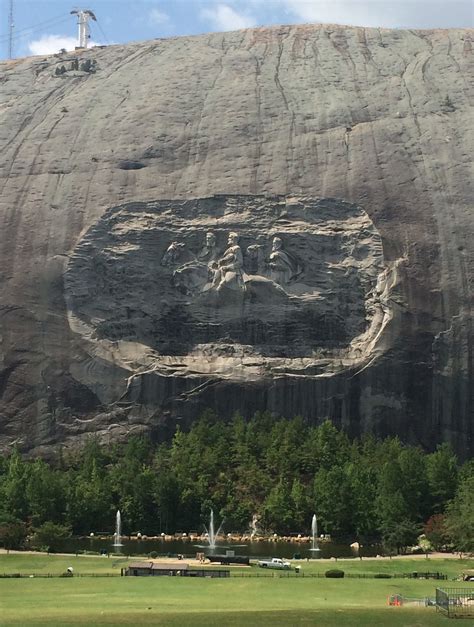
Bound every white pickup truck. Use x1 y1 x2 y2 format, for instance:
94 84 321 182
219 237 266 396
257 558 291 570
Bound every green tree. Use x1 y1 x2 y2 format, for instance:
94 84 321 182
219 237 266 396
117 466 157 534
312 420 350 470
347 462 378 538
152 444 181 533
228 413 267 524
380 514 421 553
67 460 112 533
109 437 157 533
424 514 449 551
426 443 459 513
376 460 420 552
290 478 310 530
3 449 29 520
313 466 353 536
398 447 430 522
81 435 109 474
261 478 293 533
264 417 308 479
445 473 474 552
0 513 27 550
26 460 66 525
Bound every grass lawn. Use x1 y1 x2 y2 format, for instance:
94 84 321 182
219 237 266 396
0 551 471 576
0 552 126 575
0 553 472 626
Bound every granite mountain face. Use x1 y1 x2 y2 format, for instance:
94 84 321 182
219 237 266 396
0 25 472 456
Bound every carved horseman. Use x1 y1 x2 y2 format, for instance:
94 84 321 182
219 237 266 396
161 240 186 267
267 236 299 285
197 232 218 265
211 232 245 291
170 231 219 295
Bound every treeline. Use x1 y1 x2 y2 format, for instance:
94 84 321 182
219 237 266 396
0 412 472 552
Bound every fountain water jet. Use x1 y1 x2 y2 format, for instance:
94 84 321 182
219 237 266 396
194 509 246 551
113 510 123 548
309 513 321 556
204 509 225 549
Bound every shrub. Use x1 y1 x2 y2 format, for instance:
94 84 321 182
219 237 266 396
325 569 344 578
31 522 71 552
374 573 392 579
0 519 28 550
42 546 55 553
149 551 158 559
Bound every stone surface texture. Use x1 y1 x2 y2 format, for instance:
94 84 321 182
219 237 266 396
0 24 472 456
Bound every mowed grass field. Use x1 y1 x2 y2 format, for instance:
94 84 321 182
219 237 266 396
0 553 472 626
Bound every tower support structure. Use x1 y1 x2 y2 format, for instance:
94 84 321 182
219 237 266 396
71 9 97 49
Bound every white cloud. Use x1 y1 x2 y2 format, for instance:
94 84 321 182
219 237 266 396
149 8 170 26
280 0 474 29
281 0 385 28
28 35 101 56
201 4 257 31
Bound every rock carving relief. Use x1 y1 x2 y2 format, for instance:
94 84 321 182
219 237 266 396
65 195 397 386
163 232 301 297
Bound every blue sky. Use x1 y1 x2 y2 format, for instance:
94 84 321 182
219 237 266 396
1 0 473 60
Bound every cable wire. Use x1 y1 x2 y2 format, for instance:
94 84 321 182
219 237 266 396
0 14 72 43
90 18 110 45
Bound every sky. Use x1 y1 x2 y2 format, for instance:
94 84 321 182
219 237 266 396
1 0 473 60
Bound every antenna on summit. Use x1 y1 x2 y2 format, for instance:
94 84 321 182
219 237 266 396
8 0 14 59
71 8 97 49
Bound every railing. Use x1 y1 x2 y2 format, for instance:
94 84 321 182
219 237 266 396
0 570 451 580
436 587 474 618
408 572 447 580
436 588 449 615
0 573 121 578
224 572 447 579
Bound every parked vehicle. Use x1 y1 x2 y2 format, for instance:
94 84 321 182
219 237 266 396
257 558 291 570
462 570 474 582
